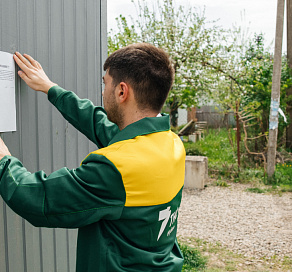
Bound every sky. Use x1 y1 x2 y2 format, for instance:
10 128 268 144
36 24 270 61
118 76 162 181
107 0 288 52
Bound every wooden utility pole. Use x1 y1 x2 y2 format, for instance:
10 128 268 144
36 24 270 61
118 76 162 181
267 0 285 177
236 101 241 170
287 0 292 149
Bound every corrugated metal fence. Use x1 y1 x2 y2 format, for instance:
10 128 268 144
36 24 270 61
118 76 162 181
0 0 107 271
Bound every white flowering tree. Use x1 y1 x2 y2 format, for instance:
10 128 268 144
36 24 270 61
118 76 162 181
108 1 292 168
108 0 236 126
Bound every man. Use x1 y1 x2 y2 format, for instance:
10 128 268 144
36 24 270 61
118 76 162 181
0 43 185 271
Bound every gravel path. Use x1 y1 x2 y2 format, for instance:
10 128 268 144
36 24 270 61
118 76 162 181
177 183 292 259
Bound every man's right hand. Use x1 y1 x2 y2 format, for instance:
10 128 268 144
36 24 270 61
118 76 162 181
13 52 57 94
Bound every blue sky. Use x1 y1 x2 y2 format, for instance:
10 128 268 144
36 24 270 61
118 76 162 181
107 0 287 52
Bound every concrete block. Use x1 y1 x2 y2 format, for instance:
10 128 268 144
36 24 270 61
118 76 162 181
188 132 202 143
184 156 208 189
188 134 197 142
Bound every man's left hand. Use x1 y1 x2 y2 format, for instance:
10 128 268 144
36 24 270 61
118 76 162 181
0 137 11 161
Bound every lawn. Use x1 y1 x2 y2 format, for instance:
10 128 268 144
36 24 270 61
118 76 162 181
182 128 292 192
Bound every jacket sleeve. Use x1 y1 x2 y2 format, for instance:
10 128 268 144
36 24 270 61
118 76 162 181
48 85 119 148
0 155 126 228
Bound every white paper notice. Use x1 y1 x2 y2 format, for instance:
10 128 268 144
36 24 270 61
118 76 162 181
0 51 16 132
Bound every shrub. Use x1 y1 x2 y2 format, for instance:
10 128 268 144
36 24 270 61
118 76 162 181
180 243 207 271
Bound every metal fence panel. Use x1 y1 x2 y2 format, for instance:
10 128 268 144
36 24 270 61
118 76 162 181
0 0 107 271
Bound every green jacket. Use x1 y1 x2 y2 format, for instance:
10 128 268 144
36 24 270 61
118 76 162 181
0 86 185 272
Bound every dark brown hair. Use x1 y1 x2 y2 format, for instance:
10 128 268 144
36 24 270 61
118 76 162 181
103 43 174 112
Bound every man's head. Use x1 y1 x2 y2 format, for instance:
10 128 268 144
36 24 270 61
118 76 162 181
103 43 174 113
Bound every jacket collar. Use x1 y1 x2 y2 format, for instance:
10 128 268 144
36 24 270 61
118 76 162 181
108 114 170 146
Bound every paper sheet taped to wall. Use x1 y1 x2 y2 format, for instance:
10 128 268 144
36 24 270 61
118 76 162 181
0 51 16 132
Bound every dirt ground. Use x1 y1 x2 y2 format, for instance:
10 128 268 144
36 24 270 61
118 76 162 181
177 182 292 271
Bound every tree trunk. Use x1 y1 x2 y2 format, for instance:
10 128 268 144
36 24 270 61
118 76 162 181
168 97 180 127
170 107 178 127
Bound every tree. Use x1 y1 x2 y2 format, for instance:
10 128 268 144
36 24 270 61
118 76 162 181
108 0 234 126
242 35 291 140
209 33 292 168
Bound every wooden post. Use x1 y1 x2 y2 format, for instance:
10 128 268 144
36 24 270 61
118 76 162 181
287 0 292 149
267 0 285 177
236 101 241 170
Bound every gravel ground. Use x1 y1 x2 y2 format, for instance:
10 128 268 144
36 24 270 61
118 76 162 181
177 183 292 259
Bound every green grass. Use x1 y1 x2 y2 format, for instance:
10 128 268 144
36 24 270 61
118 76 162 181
274 162 292 184
179 243 207 271
246 185 292 195
183 128 292 190
215 181 229 187
183 129 235 166
183 129 240 182
179 238 292 271
245 187 267 194
262 162 292 191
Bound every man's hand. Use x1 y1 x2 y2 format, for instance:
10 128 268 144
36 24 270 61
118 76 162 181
0 137 11 161
13 52 57 94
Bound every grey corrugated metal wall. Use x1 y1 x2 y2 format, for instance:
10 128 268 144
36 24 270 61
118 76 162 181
0 0 107 271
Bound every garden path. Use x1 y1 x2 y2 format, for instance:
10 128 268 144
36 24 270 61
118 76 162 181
177 183 292 259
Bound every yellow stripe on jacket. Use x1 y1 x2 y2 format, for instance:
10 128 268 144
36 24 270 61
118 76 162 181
91 130 185 207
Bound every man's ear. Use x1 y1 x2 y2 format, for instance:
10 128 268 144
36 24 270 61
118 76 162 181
117 82 129 103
